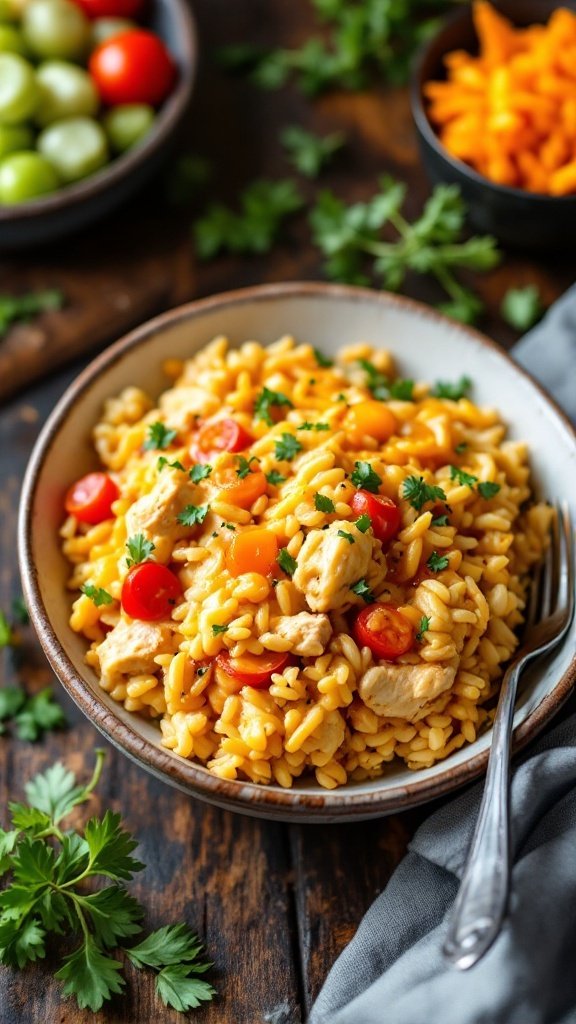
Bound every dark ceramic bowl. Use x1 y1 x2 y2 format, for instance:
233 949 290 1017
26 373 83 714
17 282 576 822
0 0 196 251
412 0 576 250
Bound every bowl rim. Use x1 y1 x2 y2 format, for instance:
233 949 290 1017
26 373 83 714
0 0 197 223
18 281 576 820
411 0 576 205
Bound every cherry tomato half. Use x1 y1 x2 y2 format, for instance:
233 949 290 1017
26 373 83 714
89 30 176 106
353 603 414 660
214 466 267 509
72 0 142 19
350 490 401 545
121 562 181 621
191 417 253 464
216 650 289 690
64 471 119 524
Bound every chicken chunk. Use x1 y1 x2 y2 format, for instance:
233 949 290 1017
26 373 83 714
97 618 174 683
124 468 198 563
274 612 332 657
293 521 373 612
158 387 220 434
359 662 456 721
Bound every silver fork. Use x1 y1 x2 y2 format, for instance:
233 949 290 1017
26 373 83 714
443 501 575 970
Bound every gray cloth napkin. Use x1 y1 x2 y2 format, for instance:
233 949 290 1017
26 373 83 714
308 286 576 1024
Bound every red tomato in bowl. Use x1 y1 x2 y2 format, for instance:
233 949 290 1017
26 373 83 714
353 603 414 660
350 490 401 544
121 562 181 621
65 472 118 524
191 418 253 464
89 30 176 106
72 0 143 18
216 650 289 690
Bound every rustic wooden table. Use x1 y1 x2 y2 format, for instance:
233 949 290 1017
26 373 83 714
0 1 574 1021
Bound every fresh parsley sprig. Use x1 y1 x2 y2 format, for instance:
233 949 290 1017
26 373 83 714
501 285 544 332
177 504 210 527
143 422 177 451
254 386 293 426
281 124 345 177
0 753 215 1013
194 178 304 259
80 584 113 607
314 493 335 513
350 461 382 494
0 289 63 337
125 534 155 568
274 433 303 461
401 476 447 511
0 687 66 741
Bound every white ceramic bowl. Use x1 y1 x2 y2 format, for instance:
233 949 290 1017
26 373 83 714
18 283 576 822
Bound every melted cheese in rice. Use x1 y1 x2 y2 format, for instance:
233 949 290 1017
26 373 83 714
61 335 552 789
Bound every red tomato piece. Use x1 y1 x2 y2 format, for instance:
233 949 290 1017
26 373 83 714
89 30 176 106
192 418 253 464
216 650 289 690
121 562 181 621
72 0 142 18
353 603 414 660
64 472 119 524
350 490 401 544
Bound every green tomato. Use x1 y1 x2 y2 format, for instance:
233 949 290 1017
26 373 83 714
0 53 38 124
0 150 59 202
36 60 99 126
0 122 33 157
38 116 108 182
0 24 27 54
23 0 90 61
90 17 134 48
103 103 154 153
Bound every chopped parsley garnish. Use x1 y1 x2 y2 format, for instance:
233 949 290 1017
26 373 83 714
416 615 431 642
314 493 335 513
357 358 390 400
80 584 114 607
355 513 371 533
350 578 375 603
478 481 501 499
221 522 236 530
401 476 447 510
143 422 177 451
189 463 212 482
126 534 155 568
236 455 260 478
0 610 12 647
454 442 468 454
277 548 297 576
274 432 303 461
297 421 330 431
432 376 472 401
157 457 185 472
212 624 229 637
177 504 210 527
254 386 293 426
431 514 449 527
449 465 478 488
336 392 347 402
266 469 286 486
337 529 355 543
313 347 334 368
389 378 414 401
427 551 449 573
350 461 382 494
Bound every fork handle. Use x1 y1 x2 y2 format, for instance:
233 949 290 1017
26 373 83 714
442 659 521 969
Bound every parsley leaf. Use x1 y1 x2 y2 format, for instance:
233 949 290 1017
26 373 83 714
194 178 304 259
236 455 259 479
127 925 215 1011
274 432 303 461
157 457 185 472
416 615 431 642
84 811 144 881
0 611 12 648
266 470 287 486
355 513 371 533
281 124 345 178
337 529 354 543
277 548 297 576
478 481 501 500
143 422 177 451
0 289 63 337
211 624 229 637
401 476 447 510
431 514 449 527
298 421 330 431
55 935 125 1012
357 358 390 400
427 551 449 573
177 504 210 527
501 285 544 332
156 965 216 1012
350 461 382 493
313 346 333 367
350 578 375 603
80 584 113 607
13 690 66 743
432 375 472 400
254 386 293 426
125 534 155 568
449 465 478 488
189 463 212 483
314 493 335 513
389 378 414 401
